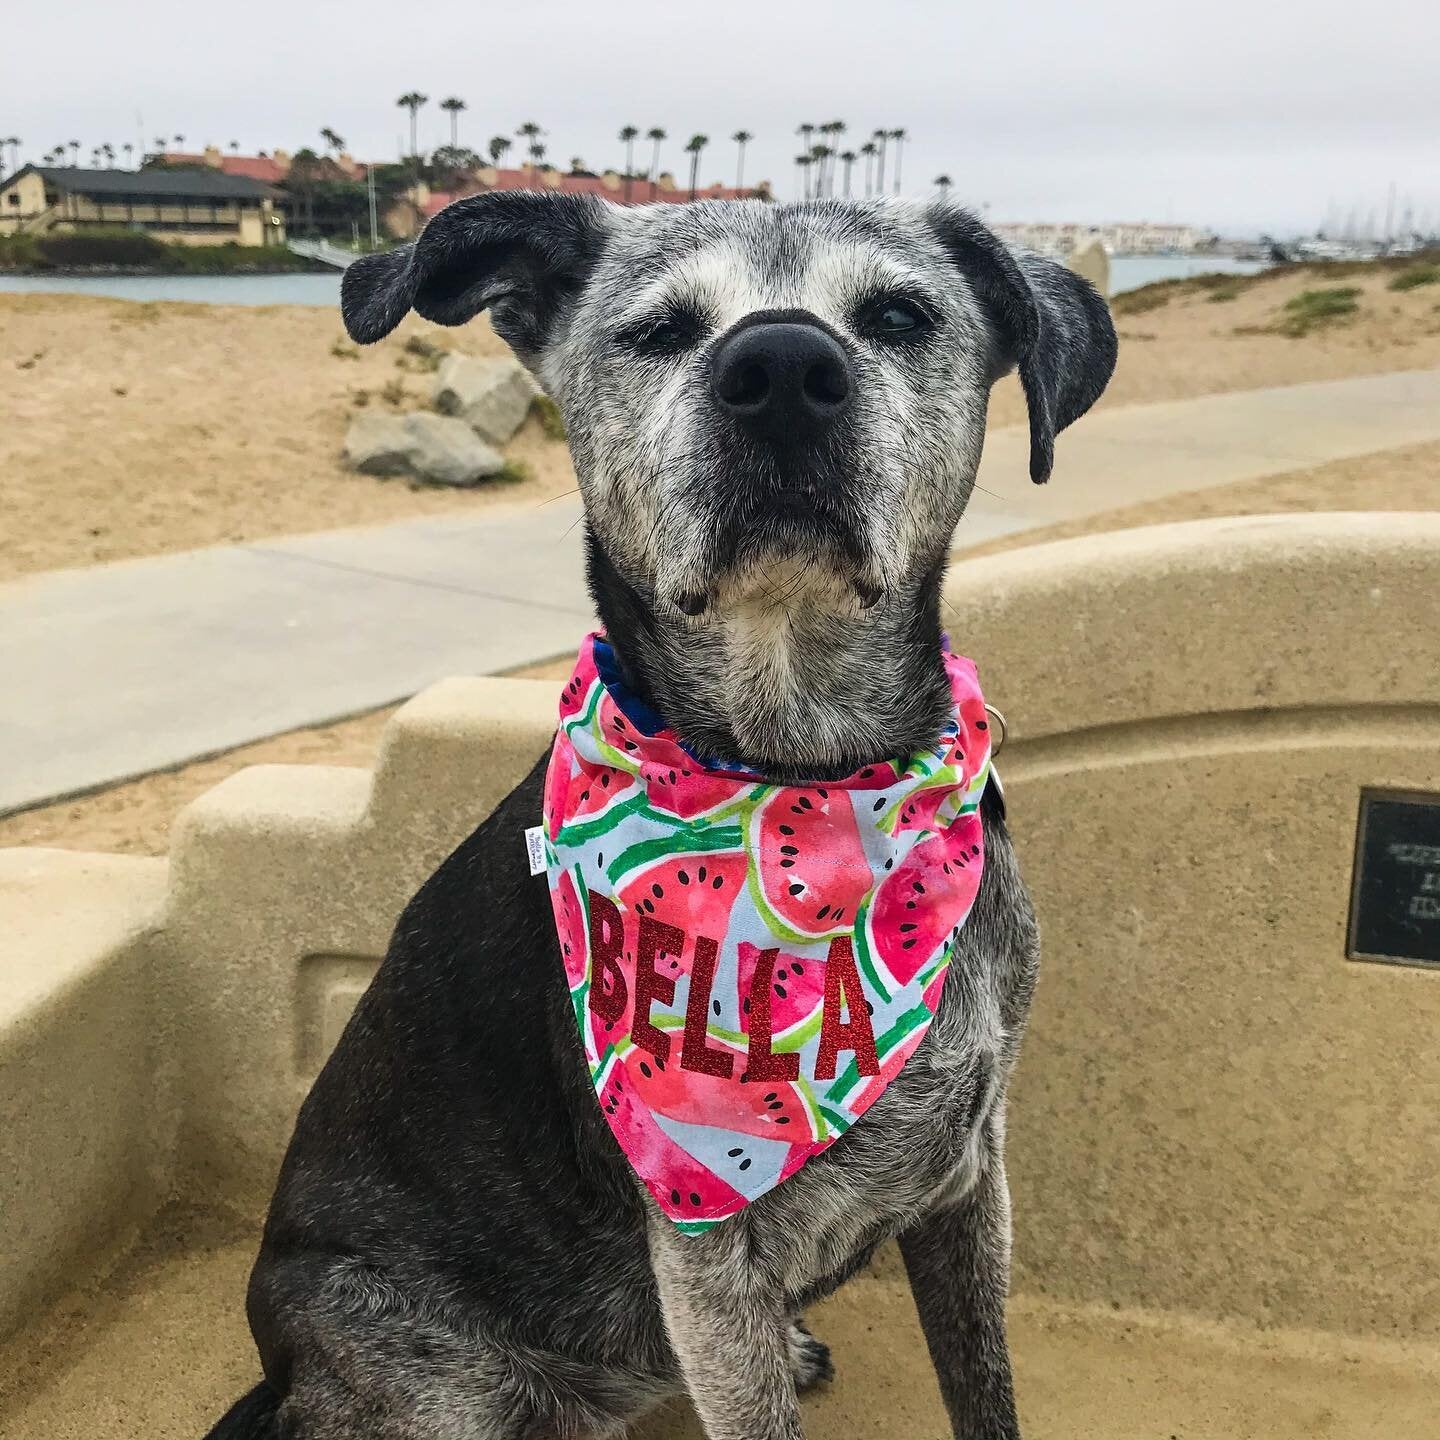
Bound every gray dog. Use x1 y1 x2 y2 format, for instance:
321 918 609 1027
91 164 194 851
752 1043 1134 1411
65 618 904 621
205 193 1115 1440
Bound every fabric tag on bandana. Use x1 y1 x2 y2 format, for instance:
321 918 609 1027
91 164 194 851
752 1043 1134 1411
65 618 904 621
524 826 547 876
541 633 992 1233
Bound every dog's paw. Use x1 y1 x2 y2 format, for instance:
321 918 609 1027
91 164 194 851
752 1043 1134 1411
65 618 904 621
786 1317 835 1392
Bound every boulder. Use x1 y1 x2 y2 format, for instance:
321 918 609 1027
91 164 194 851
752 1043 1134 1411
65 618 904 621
344 412 505 487
432 354 537 445
344 413 413 477
1066 238 1110 299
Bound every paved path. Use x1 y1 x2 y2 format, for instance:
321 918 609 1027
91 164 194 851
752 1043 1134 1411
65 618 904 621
4 367 1440 816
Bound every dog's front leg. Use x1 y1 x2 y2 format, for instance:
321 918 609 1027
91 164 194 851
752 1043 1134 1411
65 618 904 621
648 1216 805 1440
898 1157 1021 1439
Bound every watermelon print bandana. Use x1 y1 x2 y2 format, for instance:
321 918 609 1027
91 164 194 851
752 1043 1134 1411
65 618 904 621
542 633 993 1234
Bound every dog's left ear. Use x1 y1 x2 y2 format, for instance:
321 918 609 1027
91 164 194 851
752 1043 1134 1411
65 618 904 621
927 205 1117 483
340 191 614 361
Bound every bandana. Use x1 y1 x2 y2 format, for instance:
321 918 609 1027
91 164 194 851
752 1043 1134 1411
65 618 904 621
542 633 992 1233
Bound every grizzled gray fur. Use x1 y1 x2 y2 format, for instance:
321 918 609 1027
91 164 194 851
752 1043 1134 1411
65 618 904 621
203 193 1115 1440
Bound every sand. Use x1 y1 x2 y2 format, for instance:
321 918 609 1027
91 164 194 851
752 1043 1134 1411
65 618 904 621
4 258 1440 581
2 1205 1433 1440
0 294 577 583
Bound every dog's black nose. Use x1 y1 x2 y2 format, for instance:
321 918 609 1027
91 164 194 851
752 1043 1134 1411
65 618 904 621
711 320 853 437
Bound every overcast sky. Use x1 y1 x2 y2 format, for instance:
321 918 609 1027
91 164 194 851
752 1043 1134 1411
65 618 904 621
11 0 1439 236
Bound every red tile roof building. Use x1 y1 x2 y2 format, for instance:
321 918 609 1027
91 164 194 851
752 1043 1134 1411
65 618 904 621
419 168 767 221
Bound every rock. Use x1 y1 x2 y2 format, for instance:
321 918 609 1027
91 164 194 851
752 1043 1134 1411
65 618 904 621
404 413 505 486
344 412 505 487
432 354 537 445
1066 238 1110 299
344 413 413 477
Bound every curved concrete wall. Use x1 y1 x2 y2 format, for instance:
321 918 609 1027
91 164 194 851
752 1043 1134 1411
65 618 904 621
2 512 1437 1346
944 513 1440 1340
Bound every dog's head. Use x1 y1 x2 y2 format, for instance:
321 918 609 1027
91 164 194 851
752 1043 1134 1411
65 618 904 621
343 194 1115 777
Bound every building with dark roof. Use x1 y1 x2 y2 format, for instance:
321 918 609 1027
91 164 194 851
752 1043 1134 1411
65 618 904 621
0 165 285 246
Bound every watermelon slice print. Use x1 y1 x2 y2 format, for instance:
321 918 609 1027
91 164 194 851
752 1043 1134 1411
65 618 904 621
550 869 589 990
736 940 826 1043
620 1040 821 1145
861 817 983 990
613 850 749 953
643 761 747 821
749 788 873 942
558 761 640 833
594 1056 747 1223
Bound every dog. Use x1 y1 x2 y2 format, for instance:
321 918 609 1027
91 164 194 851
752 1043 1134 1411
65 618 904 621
205 192 1115 1440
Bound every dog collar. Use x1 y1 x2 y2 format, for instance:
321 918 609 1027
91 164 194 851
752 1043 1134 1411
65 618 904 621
541 633 992 1232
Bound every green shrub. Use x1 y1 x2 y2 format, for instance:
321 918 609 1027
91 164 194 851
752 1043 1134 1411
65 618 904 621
1388 264 1440 292
1273 286 1362 337
1205 283 1242 303
530 394 566 441
1111 286 1171 316
36 227 168 268
495 458 533 484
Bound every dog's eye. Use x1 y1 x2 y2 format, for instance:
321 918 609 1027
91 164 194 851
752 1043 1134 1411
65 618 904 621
615 309 703 358
860 297 932 341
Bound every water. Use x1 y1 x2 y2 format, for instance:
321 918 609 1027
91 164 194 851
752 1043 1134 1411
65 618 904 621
1109 253 1268 294
0 253 1266 307
0 271 343 306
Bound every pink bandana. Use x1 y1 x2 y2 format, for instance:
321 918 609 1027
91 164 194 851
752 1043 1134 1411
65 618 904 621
542 634 992 1232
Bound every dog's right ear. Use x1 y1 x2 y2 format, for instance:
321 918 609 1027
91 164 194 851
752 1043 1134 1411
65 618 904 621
340 191 614 359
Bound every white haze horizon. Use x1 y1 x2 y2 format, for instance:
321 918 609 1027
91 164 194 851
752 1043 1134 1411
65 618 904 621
9 0 1439 240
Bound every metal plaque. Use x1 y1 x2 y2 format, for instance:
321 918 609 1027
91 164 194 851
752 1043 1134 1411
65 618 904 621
1348 789 1440 969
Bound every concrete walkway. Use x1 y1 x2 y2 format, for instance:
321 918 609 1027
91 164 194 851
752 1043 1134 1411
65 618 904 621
4 367 1440 816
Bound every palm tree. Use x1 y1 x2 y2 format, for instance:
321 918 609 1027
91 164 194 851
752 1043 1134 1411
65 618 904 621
488 135 512 168
618 125 639 201
934 174 953 199
122 142 133 168
68 140 80 167
796 153 814 201
838 149 857 197
569 156 587 174
100 143 115 168
320 127 344 156
810 144 832 199
173 134 185 148
153 137 167 154
822 121 845 195
528 141 546 187
396 93 428 158
889 127 907 194
731 129 753 193
646 126 666 182
229 140 240 152
440 97 466 148
796 121 814 159
872 129 888 194
517 122 542 186
860 139 878 197
684 133 708 200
